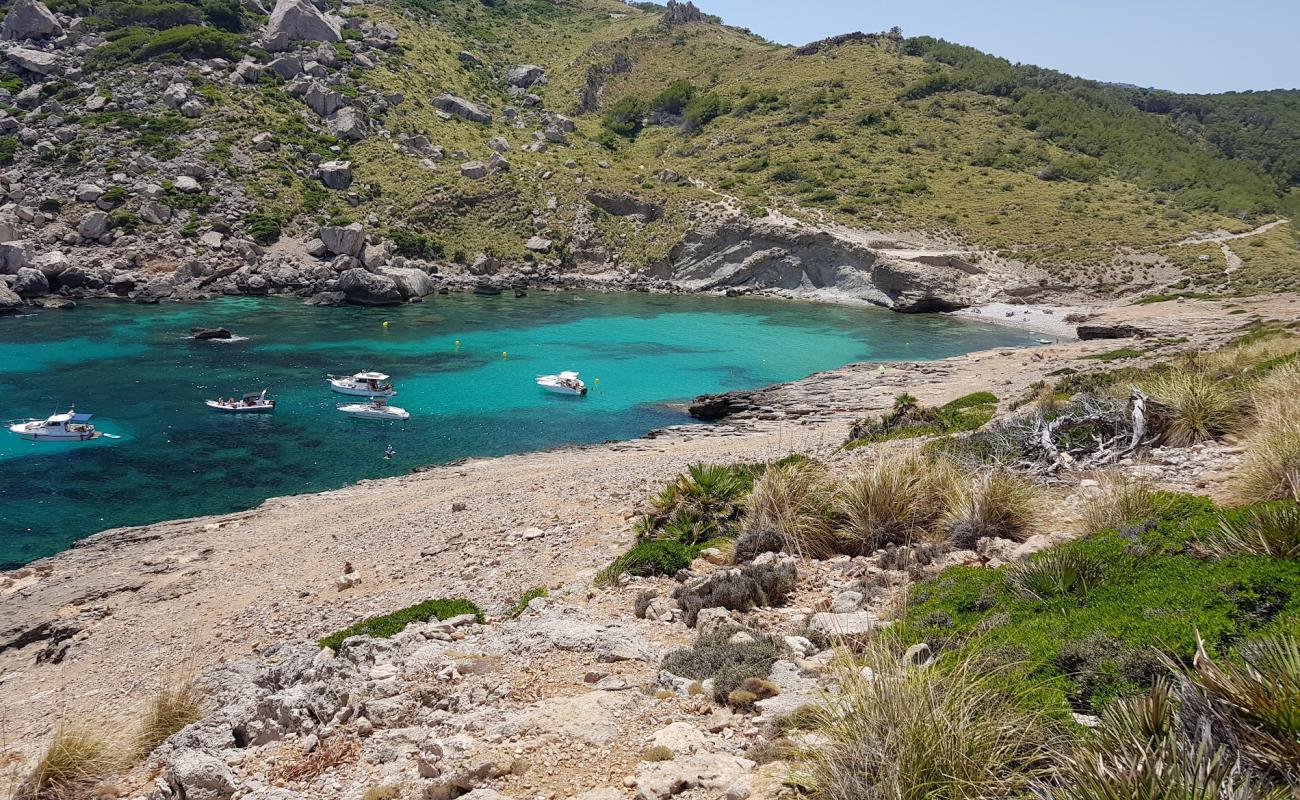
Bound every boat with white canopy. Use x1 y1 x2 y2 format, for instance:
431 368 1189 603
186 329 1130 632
536 371 587 396
8 409 103 441
325 372 395 398
327 371 396 397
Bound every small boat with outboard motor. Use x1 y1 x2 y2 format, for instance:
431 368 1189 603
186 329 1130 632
327 371 396 397
205 389 277 414
337 397 410 421
536 371 587 396
7 408 114 441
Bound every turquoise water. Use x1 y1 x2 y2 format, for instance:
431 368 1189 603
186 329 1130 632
0 293 1038 567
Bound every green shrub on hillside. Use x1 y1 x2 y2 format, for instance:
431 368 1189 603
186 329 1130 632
602 96 646 138
87 24 243 69
897 494 1300 713
318 598 484 650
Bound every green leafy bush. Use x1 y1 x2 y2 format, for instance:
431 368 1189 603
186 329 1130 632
0 137 17 166
242 210 284 245
318 598 484 650
898 495 1300 713
845 391 998 447
651 80 695 115
510 585 548 617
602 96 646 138
87 24 243 69
388 229 443 259
595 539 698 586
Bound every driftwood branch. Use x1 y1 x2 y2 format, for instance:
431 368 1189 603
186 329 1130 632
1018 389 1154 474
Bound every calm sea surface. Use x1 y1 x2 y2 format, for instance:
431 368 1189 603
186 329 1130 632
0 292 1040 567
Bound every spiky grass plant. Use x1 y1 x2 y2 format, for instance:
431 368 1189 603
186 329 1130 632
1044 679 1287 800
943 469 1040 549
1233 414 1300 503
1006 549 1107 601
834 452 959 555
19 724 118 800
745 460 837 558
1174 634 1300 783
1208 504 1300 559
794 640 1064 800
1141 370 1241 446
135 679 206 758
1078 472 1170 534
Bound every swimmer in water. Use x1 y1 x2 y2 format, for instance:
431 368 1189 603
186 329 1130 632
384 445 395 460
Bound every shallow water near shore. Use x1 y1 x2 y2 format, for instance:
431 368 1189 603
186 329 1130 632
0 292 1040 567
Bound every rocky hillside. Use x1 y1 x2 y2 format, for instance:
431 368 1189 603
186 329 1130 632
0 0 1296 312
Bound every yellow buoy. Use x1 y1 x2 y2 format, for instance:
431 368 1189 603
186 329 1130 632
382 321 390 328
502 351 508 359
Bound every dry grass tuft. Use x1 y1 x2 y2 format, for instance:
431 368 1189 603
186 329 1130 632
1078 471 1169 534
943 469 1040 549
18 725 120 800
1233 415 1300 503
834 451 958 554
1142 369 1241 446
745 460 836 557
134 680 206 759
794 640 1064 799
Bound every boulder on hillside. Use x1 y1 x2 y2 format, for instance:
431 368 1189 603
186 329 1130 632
326 107 365 140
77 211 109 239
505 64 545 87
318 222 365 257
6 46 60 75
268 54 303 80
1 0 63 41
434 93 491 124
264 0 341 50
337 267 401 305
459 160 488 180
318 160 352 189
304 83 345 117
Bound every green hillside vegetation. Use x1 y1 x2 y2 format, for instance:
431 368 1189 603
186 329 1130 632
42 0 1299 288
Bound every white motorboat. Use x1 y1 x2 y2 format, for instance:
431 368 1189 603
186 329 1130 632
337 397 410 421
205 389 276 414
8 409 102 441
327 371 396 397
536 371 587 396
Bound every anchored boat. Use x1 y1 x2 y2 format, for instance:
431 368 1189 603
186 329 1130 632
536 371 587 396
337 397 410 421
8 409 102 441
205 389 277 414
327 371 396 397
